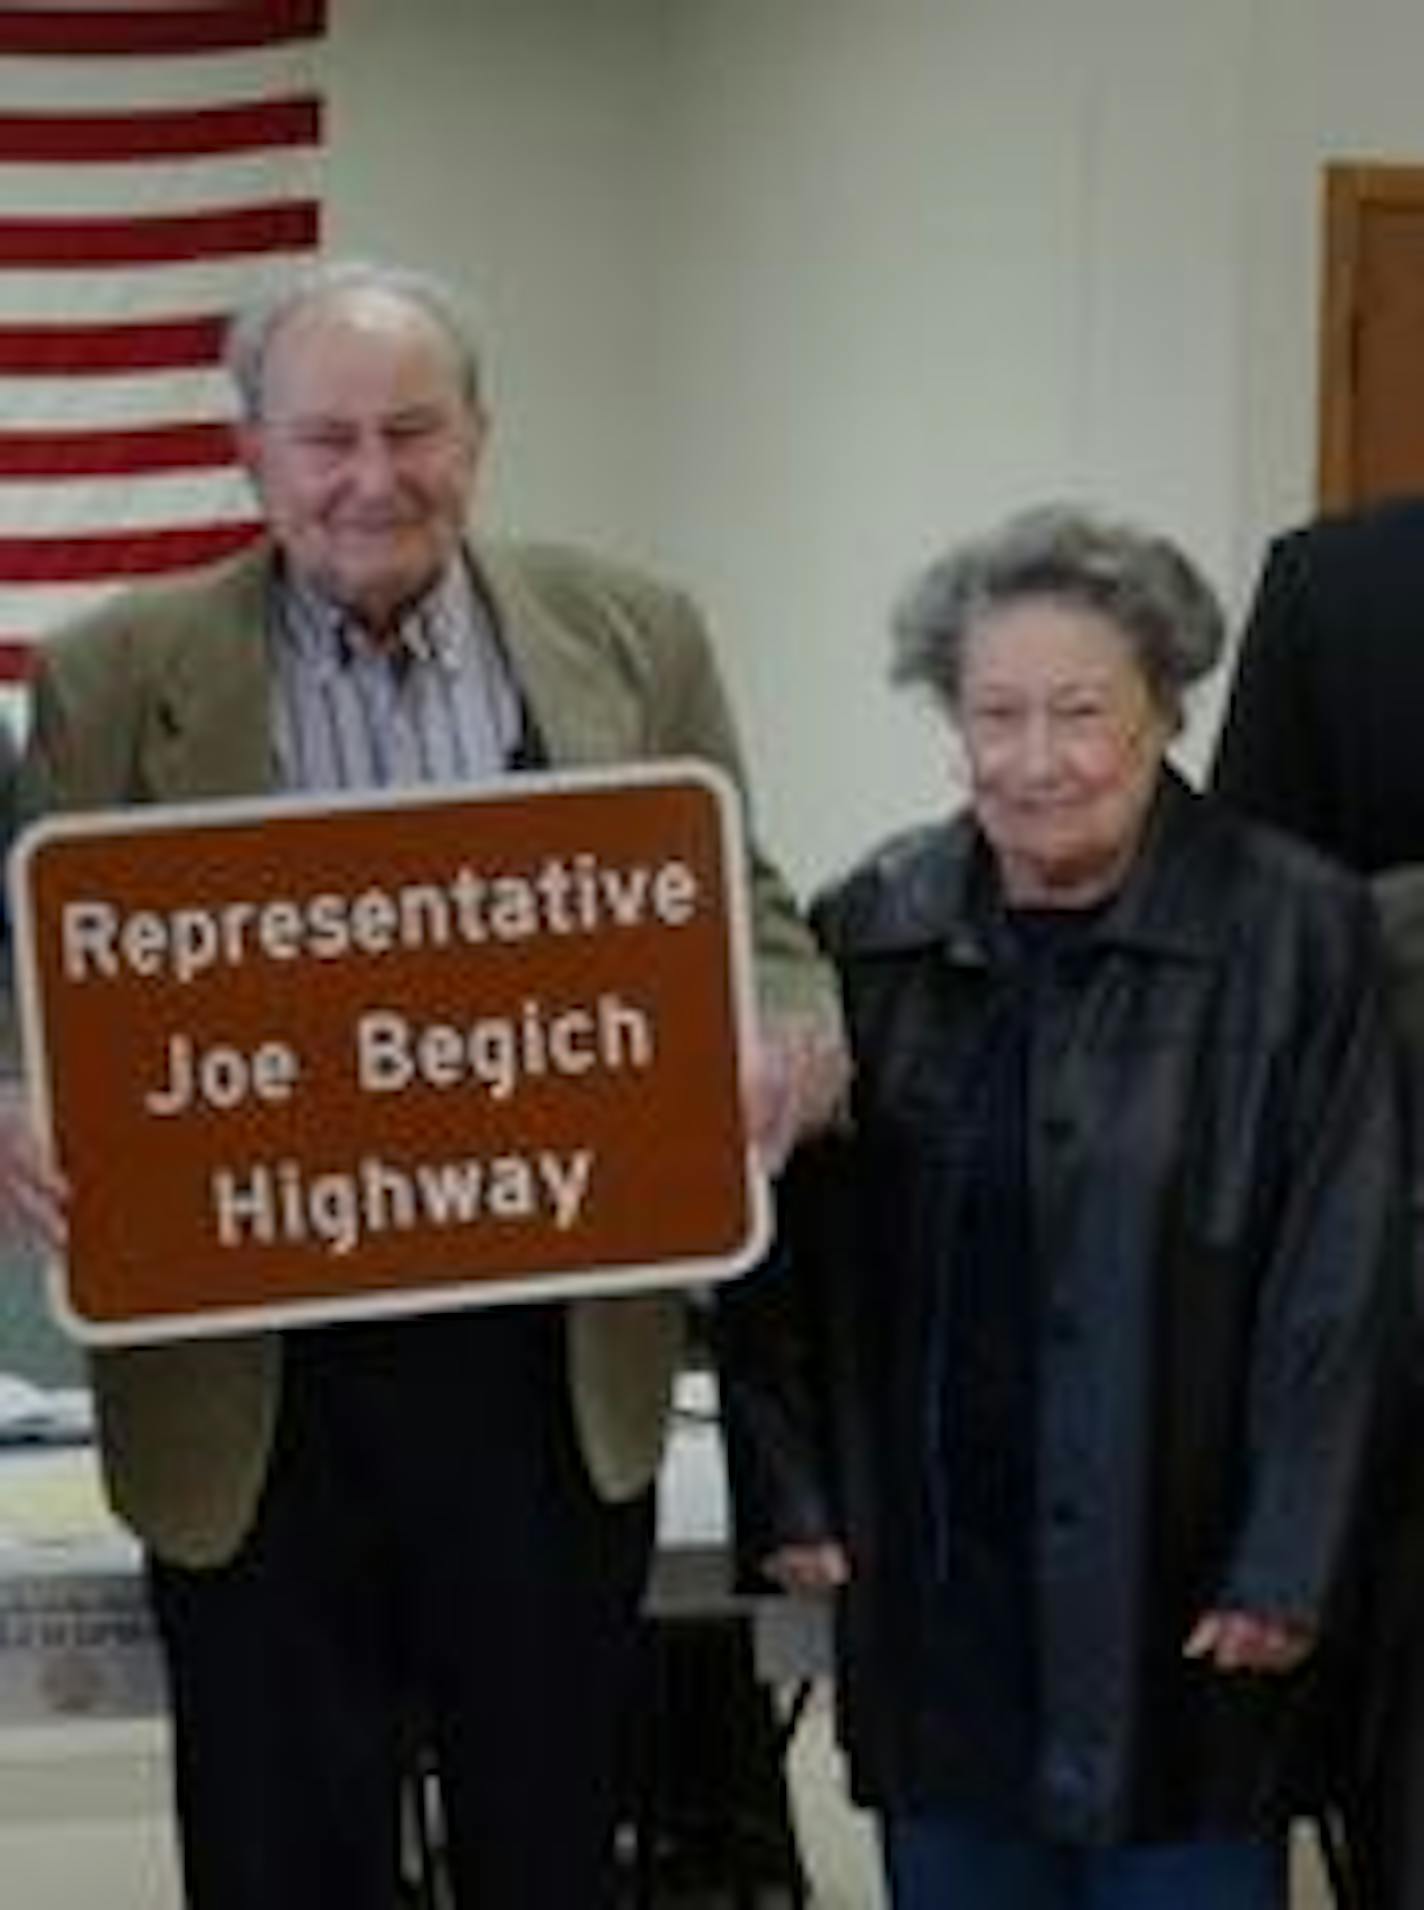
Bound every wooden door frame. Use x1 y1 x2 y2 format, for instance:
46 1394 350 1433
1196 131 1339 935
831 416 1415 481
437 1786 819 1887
1319 161 1424 510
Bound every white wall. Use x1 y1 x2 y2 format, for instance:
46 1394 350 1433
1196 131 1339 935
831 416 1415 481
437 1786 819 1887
645 0 1262 881
327 0 665 559
322 0 1424 889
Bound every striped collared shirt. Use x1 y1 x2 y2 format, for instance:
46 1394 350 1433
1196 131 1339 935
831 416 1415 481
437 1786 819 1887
268 555 522 794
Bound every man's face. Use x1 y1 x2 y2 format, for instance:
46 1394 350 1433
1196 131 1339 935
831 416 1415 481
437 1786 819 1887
241 289 484 637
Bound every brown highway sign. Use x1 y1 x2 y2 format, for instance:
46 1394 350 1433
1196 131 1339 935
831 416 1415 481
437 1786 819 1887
12 762 768 1343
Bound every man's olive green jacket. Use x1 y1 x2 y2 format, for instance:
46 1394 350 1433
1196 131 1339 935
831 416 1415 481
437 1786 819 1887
22 539 838 1567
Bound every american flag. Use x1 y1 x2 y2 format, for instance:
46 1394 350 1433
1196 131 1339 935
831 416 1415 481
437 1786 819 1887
0 1 326 707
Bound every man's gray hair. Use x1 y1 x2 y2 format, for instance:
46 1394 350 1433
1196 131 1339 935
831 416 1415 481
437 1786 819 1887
891 505 1225 724
223 259 484 422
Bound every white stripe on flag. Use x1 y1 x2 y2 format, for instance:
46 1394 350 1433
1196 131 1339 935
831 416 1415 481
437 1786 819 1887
0 254 320 323
0 682 31 749
0 370 238 430
0 579 145 633
0 46 320 113
0 152 324 219
0 469 256 538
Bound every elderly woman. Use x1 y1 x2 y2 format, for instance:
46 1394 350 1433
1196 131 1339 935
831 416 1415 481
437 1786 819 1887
721 506 1401 1909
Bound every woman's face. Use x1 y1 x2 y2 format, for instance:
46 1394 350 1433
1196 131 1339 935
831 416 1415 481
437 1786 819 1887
957 597 1173 906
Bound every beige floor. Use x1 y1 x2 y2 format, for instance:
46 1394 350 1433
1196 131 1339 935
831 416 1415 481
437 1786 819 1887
0 1690 1340 1907
784 1683 1335 1910
785 1684 884 1909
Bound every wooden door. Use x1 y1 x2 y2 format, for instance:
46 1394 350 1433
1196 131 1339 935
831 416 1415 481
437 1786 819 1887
1319 163 1424 510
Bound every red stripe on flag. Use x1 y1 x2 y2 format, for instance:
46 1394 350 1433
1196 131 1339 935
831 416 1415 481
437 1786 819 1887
0 99 321 164
0 642 34 683
0 317 227 375
0 522 264 584
0 4 326 58
0 423 239 478
0 202 319 268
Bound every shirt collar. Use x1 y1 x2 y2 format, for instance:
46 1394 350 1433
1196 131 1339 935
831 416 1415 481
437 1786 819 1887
275 557 473 679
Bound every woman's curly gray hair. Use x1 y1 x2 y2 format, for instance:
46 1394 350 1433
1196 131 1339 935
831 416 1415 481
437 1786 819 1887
891 505 1225 726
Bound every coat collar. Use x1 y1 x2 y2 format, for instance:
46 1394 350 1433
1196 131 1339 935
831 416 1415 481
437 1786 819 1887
143 545 274 802
824 768 1224 967
471 541 619 765
140 534 624 800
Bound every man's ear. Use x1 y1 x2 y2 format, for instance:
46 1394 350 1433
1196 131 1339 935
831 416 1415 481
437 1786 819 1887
234 421 264 490
466 402 491 466
462 404 491 498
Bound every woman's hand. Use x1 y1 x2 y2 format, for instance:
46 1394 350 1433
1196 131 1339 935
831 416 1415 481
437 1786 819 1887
760 1540 852 1593
1182 1609 1316 1675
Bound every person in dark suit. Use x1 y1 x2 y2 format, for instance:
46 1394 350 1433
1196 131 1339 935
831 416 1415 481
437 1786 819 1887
19 259 846 1910
1215 498 1424 1910
1213 496 1424 872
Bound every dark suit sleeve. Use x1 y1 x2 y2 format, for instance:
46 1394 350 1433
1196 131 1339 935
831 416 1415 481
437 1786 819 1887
1212 531 1340 852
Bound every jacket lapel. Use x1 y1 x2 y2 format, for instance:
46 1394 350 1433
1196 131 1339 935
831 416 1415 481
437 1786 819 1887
474 544 646 769
139 538 648 802
140 547 276 804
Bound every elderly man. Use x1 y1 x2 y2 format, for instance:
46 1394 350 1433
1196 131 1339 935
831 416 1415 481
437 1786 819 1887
20 260 844 1910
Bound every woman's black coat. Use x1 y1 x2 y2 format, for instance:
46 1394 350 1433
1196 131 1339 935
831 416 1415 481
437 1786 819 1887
720 772 1403 1843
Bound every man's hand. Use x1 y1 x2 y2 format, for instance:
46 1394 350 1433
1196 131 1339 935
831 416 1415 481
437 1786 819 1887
0 1095 66 1255
1182 1609 1316 1675
743 1015 850 1174
761 1539 852 1593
